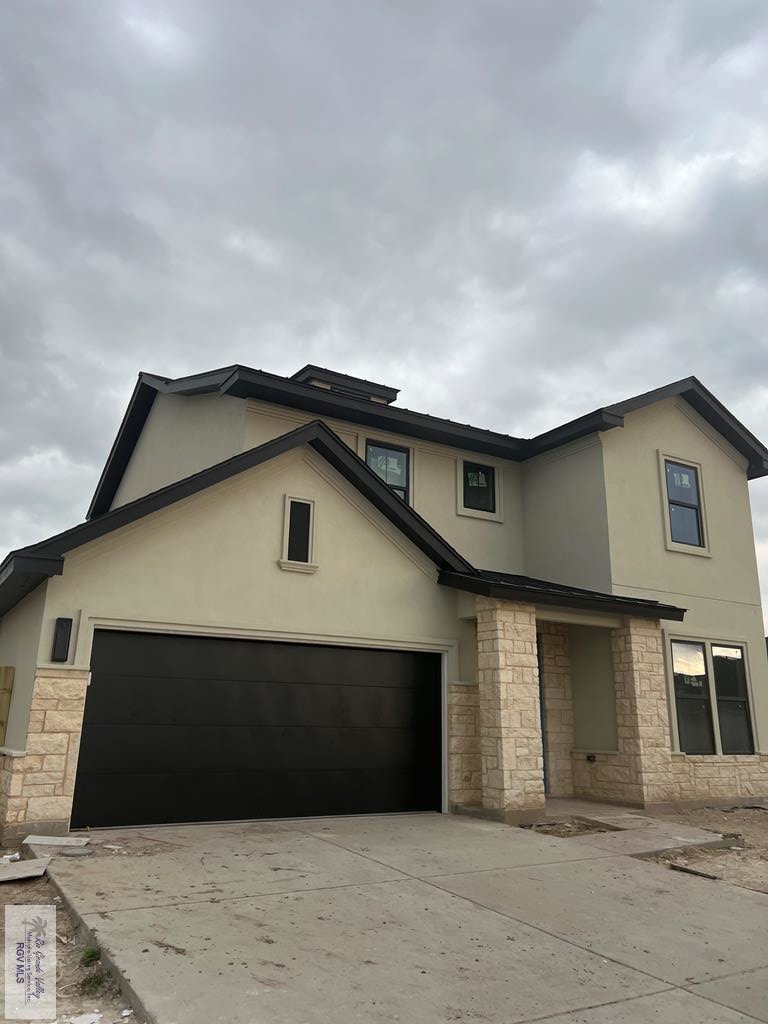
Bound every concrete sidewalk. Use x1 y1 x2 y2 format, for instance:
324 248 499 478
42 813 768 1023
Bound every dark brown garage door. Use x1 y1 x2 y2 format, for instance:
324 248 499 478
71 630 442 828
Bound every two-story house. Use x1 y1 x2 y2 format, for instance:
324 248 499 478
1 363 767 841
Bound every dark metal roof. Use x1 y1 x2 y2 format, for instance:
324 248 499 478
86 367 768 519
439 569 687 621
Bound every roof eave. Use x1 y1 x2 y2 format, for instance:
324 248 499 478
0 554 64 618
438 570 687 621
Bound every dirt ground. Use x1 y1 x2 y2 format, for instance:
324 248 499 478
648 804 768 894
524 819 610 839
1 869 140 1024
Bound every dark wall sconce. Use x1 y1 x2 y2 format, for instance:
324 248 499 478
51 618 73 663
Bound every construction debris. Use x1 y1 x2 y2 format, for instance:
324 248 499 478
0 856 50 881
23 833 90 847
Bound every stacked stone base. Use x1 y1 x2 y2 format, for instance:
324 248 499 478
447 683 481 806
0 669 87 845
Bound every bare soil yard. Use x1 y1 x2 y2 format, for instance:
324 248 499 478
649 804 768 894
1 869 139 1023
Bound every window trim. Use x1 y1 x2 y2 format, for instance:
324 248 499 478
456 457 503 522
365 439 411 504
657 451 711 557
666 634 758 755
278 494 318 573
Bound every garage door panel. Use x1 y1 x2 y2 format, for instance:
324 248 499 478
72 631 442 828
90 633 427 688
73 767 434 830
81 676 428 730
76 723 429 775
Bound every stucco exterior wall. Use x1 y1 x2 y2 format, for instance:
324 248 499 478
244 400 525 573
35 448 462 687
521 438 612 592
570 625 618 752
110 393 247 509
0 585 48 752
601 398 768 753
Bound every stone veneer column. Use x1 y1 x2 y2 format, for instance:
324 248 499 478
538 623 575 797
476 597 544 821
611 617 676 805
447 683 481 808
0 668 88 843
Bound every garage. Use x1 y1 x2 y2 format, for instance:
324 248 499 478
71 630 443 829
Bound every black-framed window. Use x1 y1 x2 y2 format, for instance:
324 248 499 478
286 499 312 563
712 645 754 754
463 461 496 513
671 640 715 754
665 460 703 547
366 441 409 502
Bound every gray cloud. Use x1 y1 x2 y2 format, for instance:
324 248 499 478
2 0 768 614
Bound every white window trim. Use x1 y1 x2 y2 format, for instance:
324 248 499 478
456 457 503 523
666 633 759 755
657 451 711 557
278 495 318 573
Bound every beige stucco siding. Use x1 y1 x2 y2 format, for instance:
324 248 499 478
602 398 768 752
111 393 247 509
245 400 525 573
0 585 48 751
38 447 462 681
569 625 618 752
521 438 612 592
602 398 761 603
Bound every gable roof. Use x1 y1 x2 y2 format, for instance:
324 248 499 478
0 421 474 617
88 367 768 518
0 419 688 623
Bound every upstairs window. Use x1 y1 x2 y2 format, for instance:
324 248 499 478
463 461 496 513
366 441 409 502
665 460 703 547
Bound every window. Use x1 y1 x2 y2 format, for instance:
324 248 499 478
665 460 703 547
463 461 496 513
671 641 715 754
366 441 409 502
670 639 755 755
279 496 317 572
712 646 754 754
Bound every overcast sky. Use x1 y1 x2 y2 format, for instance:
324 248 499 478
2 1 768 614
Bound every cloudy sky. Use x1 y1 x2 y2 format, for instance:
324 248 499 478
2 1 768 610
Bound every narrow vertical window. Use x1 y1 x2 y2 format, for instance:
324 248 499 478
712 646 754 754
671 640 715 754
665 460 703 547
279 497 317 572
287 501 311 562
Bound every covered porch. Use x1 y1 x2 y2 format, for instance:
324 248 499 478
446 579 687 822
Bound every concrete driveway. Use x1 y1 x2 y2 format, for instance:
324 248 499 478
46 813 767 1024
